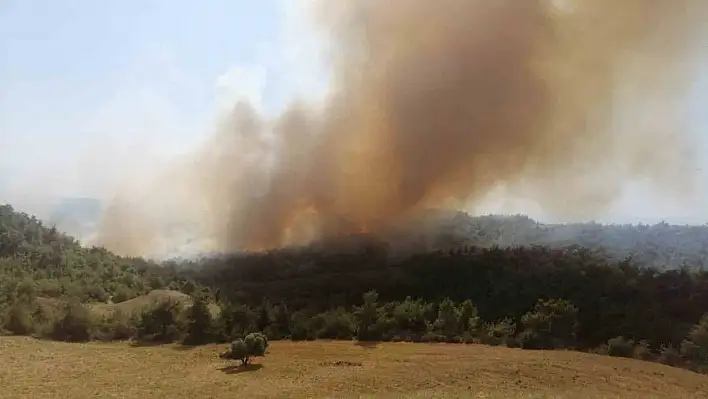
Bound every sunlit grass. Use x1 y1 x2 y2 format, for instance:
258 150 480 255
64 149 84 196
1 337 706 398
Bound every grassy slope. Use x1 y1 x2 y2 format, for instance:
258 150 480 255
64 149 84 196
90 290 193 316
88 289 221 318
1 337 707 399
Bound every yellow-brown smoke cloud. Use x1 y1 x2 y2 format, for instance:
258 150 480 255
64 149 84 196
97 0 708 255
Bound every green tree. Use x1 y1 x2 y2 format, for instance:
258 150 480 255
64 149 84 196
3 302 35 335
256 299 272 333
136 299 184 343
605 336 636 358
221 332 268 366
481 318 516 347
49 300 93 342
680 314 708 369
458 299 481 336
519 298 578 349
216 302 255 342
269 303 291 339
432 298 461 339
313 307 355 339
354 290 380 341
183 296 214 345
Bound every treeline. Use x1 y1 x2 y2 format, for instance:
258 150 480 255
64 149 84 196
406 212 708 270
3 203 708 374
182 243 708 350
4 290 706 373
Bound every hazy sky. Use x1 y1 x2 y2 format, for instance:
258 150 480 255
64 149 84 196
0 0 326 200
1 0 707 224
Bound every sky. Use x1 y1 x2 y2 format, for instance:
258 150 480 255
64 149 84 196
1 0 707 225
0 0 326 203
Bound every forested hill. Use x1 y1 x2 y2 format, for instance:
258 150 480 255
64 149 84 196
0 204 185 303
3 203 708 367
18 198 708 270
409 212 708 270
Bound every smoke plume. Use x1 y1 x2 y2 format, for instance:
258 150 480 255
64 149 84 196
97 0 708 255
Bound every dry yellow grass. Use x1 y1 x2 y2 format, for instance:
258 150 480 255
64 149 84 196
90 290 193 316
1 336 707 399
89 290 220 318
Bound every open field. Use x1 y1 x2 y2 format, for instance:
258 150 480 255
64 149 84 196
1 337 707 398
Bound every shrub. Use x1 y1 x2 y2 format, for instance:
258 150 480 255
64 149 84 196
431 298 461 339
268 303 291 340
3 303 36 336
48 300 93 342
458 300 481 337
313 308 355 339
111 286 137 304
421 332 447 343
391 297 430 339
93 310 138 341
680 314 708 367
221 332 268 366
183 296 215 345
633 340 654 361
480 318 516 347
136 299 184 343
658 344 682 367
354 290 380 341
519 298 578 350
215 302 255 342
606 336 635 358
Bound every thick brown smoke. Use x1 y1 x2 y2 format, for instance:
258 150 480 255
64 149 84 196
98 0 708 255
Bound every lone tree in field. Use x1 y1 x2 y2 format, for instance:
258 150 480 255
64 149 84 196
221 332 268 367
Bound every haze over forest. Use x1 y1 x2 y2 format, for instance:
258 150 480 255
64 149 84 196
2 0 708 258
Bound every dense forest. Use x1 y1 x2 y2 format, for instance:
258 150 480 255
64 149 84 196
384 211 708 270
1 203 708 374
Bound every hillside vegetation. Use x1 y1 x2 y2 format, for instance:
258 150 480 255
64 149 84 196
2 203 708 378
2 336 706 399
387 211 708 270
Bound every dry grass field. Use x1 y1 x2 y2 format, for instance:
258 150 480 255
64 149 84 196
1 336 707 399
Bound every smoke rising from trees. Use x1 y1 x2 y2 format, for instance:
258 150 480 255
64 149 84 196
97 0 708 255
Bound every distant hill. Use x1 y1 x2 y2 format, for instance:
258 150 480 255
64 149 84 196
0 203 185 303
410 212 708 270
7 198 708 269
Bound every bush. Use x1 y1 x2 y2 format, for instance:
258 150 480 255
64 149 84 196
633 340 654 361
290 310 317 341
390 297 431 339
268 303 291 340
3 303 36 336
183 296 215 345
458 300 481 337
93 310 138 341
606 336 635 358
221 332 268 366
136 299 184 343
111 286 137 304
354 290 380 341
421 332 447 343
48 300 93 342
519 298 578 350
659 344 682 367
680 314 708 367
313 308 355 339
431 298 460 339
480 318 516 347
215 302 255 342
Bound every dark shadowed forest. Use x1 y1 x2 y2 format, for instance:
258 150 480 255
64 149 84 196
2 203 708 373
